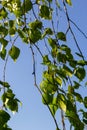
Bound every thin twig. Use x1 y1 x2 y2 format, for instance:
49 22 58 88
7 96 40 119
62 0 84 60
69 19 87 39
30 45 60 130
61 110 66 130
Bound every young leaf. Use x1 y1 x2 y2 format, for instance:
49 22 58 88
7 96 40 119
9 46 20 61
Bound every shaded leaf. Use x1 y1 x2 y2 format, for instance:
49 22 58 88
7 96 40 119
57 32 66 41
29 20 42 29
0 110 10 127
39 5 52 19
29 29 41 43
74 67 86 81
9 46 20 61
84 97 87 108
22 0 32 13
63 65 73 77
0 81 10 88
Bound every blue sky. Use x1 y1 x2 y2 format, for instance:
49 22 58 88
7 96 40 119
0 0 87 130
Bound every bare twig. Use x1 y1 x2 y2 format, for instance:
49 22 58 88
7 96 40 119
62 0 84 60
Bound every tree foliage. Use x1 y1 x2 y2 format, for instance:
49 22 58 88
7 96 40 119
0 0 87 130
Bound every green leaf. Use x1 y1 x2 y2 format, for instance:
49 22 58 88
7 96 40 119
49 97 59 116
63 65 73 77
29 20 42 29
9 28 16 36
29 29 41 43
9 46 20 61
0 7 8 19
9 20 15 28
49 104 58 116
42 28 53 38
55 76 62 86
57 32 66 41
42 55 51 65
0 38 8 47
75 52 83 58
0 47 6 60
0 110 10 127
57 52 67 63
73 92 83 103
66 0 72 6
39 5 52 19
22 0 32 13
0 81 10 88
0 25 8 37
83 119 87 124
77 60 87 66
57 94 66 112
73 81 80 89
48 38 57 48
84 97 87 108
68 86 74 94
40 80 58 94
42 93 53 105
83 112 87 119
6 98 18 112
74 67 86 81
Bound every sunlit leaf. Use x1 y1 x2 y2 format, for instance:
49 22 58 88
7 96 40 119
42 93 53 105
57 94 66 112
66 0 72 6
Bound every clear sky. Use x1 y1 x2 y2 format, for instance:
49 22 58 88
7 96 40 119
0 0 87 130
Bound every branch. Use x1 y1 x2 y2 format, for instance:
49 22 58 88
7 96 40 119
62 0 84 60
30 45 60 130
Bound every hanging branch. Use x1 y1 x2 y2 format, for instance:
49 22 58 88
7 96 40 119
62 0 84 60
30 44 60 130
69 19 87 39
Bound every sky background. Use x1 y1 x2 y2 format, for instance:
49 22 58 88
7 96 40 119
0 0 87 130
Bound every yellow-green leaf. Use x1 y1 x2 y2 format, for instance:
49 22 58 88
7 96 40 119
66 0 72 6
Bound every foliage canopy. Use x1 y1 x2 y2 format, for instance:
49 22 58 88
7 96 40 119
0 0 87 130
